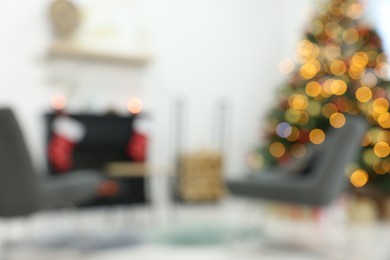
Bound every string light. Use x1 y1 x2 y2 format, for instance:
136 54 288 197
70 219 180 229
50 94 67 110
330 80 347 95
291 143 306 158
305 81 322 97
309 129 325 144
355 86 372 103
374 142 390 158
330 60 347 75
269 142 286 158
330 112 346 128
127 98 143 114
372 98 389 114
276 122 293 138
350 169 368 187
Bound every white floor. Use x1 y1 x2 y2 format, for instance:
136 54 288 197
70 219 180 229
1 198 390 260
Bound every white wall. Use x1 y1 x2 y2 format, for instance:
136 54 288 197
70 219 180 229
0 0 311 176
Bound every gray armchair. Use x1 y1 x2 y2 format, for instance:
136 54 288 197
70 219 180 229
0 108 104 218
227 115 368 206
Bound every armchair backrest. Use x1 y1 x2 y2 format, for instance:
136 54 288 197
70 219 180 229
309 115 368 202
0 108 40 217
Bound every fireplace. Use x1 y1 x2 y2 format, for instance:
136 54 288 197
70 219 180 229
45 113 148 206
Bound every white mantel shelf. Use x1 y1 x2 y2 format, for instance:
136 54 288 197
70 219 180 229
47 41 152 66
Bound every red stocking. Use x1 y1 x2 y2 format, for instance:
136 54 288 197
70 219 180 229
126 116 151 162
47 116 86 173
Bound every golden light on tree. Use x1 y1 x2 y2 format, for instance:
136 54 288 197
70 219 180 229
352 52 369 67
346 3 363 19
383 159 390 172
372 98 389 114
330 112 346 128
300 63 318 79
305 81 322 97
378 113 390 128
323 79 335 95
295 40 321 63
362 132 372 146
355 86 372 103
309 129 325 144
291 143 306 158
377 130 390 143
350 169 368 188
330 60 347 75
330 80 347 95
361 72 378 87
286 127 300 141
322 103 338 118
374 142 390 158
269 142 286 158
325 22 342 38
373 161 387 175
288 94 308 110
343 28 359 44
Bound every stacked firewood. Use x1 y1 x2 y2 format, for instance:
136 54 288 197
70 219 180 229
179 150 225 202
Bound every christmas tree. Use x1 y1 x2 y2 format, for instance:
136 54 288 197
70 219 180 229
251 0 390 193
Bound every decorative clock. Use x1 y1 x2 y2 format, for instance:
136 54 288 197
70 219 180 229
49 0 80 38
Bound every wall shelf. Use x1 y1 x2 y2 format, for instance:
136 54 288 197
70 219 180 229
47 41 152 66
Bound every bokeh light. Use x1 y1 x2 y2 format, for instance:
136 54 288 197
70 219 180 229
374 142 390 158
330 60 347 75
325 22 341 38
329 112 346 128
362 132 372 146
288 94 308 110
346 3 363 19
50 94 67 110
300 63 318 79
269 142 285 158
309 129 325 144
330 80 347 95
355 86 372 103
372 98 389 114
361 72 378 87
127 98 143 114
322 103 338 118
350 169 368 188
286 127 300 141
276 122 292 138
291 143 306 158
305 81 322 97
373 161 387 175
343 28 359 44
